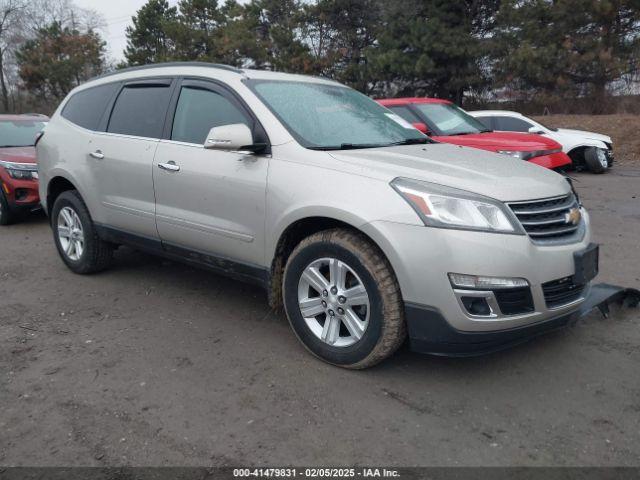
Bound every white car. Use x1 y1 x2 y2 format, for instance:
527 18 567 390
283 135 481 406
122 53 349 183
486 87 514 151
470 110 613 173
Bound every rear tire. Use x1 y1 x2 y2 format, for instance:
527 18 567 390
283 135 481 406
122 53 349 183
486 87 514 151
584 147 607 174
51 190 113 274
0 190 14 226
283 228 406 369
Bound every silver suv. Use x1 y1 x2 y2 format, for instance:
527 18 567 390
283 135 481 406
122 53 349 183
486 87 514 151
37 63 599 368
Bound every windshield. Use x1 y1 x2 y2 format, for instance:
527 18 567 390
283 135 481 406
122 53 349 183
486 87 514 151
413 103 490 136
249 80 428 150
0 120 46 147
535 119 559 132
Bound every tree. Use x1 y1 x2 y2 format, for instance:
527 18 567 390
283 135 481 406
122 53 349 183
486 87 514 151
300 0 382 92
124 0 178 65
252 0 312 72
16 21 106 101
371 0 499 103
171 0 222 60
0 0 26 111
493 0 640 111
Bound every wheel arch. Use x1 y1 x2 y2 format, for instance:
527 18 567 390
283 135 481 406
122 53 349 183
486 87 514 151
46 175 79 218
267 213 400 310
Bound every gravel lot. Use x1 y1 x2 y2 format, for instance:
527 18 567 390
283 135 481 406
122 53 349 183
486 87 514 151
0 169 639 467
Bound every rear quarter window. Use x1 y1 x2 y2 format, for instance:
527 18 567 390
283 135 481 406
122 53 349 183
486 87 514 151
61 83 119 131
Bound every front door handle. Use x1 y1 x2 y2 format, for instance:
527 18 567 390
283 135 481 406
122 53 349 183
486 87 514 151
158 161 180 172
89 150 104 160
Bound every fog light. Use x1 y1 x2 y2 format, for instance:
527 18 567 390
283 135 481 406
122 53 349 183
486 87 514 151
15 188 28 201
449 273 529 290
460 296 491 316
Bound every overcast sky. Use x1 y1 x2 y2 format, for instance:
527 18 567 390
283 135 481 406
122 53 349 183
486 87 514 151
73 0 180 62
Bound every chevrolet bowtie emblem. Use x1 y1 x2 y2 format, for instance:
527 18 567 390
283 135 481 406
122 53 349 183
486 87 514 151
565 207 582 226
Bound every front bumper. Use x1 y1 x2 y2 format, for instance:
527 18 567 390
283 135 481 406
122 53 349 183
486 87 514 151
365 215 593 334
405 283 639 356
529 151 572 170
0 168 40 211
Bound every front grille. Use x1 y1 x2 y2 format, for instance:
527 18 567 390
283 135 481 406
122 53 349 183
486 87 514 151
508 194 581 241
494 287 534 315
542 276 585 308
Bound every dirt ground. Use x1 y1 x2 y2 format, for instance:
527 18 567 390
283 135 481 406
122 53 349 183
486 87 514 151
0 169 639 467
532 114 640 167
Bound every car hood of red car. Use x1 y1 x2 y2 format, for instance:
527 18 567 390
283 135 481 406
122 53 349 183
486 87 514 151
433 132 561 151
0 146 37 164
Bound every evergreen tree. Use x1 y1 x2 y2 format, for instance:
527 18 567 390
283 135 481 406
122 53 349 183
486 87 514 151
493 0 640 110
301 0 382 92
371 0 499 103
124 0 178 65
172 0 222 60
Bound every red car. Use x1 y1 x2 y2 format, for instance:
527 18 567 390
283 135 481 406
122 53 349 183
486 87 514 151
377 98 572 170
0 114 48 225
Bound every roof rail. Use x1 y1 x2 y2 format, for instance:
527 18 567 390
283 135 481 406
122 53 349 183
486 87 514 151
92 62 244 81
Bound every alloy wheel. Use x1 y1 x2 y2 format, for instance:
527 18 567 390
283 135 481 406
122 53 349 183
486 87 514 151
57 206 85 261
597 149 608 169
297 257 370 347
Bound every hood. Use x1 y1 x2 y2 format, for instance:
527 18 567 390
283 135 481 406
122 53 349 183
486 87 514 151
329 143 570 202
0 146 37 165
557 128 611 144
434 131 561 151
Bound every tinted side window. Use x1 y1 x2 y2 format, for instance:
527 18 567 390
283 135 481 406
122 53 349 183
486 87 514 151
171 87 249 144
61 83 119 131
389 106 420 123
107 85 172 138
494 117 533 132
475 116 494 130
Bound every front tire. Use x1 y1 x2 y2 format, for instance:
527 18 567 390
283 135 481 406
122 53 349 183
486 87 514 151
584 147 608 174
0 190 15 226
51 190 113 274
283 229 406 369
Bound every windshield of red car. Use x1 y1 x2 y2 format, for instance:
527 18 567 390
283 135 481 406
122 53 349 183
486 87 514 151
0 120 47 147
414 103 490 136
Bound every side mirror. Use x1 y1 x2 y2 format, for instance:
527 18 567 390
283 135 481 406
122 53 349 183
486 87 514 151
528 126 544 134
204 123 266 153
412 122 429 134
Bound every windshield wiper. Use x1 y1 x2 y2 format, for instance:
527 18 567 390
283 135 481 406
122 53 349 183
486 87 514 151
308 143 386 151
447 131 477 136
386 138 431 146
309 138 432 151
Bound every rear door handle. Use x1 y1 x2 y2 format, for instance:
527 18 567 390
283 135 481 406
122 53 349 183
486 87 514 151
158 161 180 172
89 150 104 160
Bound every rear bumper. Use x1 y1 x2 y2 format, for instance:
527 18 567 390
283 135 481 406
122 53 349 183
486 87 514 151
406 283 639 356
529 151 572 170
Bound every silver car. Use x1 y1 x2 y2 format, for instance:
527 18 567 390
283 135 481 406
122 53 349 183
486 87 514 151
37 63 599 368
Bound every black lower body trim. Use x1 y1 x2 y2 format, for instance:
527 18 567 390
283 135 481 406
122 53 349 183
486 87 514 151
9 200 41 214
94 224 268 288
405 283 639 357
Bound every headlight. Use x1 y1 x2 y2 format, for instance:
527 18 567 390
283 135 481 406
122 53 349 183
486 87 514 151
497 150 529 160
6 168 36 180
391 178 523 234
1 160 38 180
497 149 561 161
